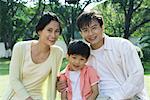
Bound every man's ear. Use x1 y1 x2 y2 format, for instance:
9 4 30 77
102 25 104 33
80 32 84 38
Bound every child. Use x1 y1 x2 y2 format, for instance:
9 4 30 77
59 40 99 100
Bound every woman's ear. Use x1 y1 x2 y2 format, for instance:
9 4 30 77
38 30 42 36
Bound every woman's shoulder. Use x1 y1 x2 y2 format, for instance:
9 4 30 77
13 40 31 48
51 45 63 53
14 40 33 46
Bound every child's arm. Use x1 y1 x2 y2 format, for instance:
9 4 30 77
87 83 99 100
61 91 67 100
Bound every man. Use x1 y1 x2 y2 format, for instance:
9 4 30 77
57 10 148 100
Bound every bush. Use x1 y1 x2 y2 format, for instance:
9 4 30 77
142 48 150 62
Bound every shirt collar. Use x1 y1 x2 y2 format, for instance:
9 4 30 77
90 34 112 55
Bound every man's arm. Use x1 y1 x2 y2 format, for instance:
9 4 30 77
111 39 144 99
121 41 144 98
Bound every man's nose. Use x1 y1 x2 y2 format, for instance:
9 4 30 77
87 29 93 36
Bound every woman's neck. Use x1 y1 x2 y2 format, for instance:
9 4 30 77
32 41 50 53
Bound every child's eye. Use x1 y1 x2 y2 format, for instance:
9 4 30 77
80 58 85 61
72 56 76 59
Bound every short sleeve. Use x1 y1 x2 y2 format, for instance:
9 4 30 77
88 67 100 86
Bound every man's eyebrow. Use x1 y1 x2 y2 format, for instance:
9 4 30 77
81 27 88 30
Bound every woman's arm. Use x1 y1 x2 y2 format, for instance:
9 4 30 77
9 42 30 99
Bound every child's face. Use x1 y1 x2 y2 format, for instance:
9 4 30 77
67 54 88 71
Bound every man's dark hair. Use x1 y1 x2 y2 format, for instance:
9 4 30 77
67 40 90 59
76 11 103 31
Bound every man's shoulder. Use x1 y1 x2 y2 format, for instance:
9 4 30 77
107 36 132 45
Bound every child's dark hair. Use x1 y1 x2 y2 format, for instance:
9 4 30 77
67 40 90 59
36 12 62 34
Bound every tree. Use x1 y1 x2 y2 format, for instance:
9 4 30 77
95 0 150 39
111 0 150 39
0 0 46 50
0 0 18 49
95 1 124 37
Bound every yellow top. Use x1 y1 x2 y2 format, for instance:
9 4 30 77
2 40 63 100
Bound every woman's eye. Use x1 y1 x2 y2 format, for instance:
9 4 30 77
48 29 52 32
55 30 60 34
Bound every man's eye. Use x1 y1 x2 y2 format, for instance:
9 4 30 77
83 30 87 32
92 27 96 30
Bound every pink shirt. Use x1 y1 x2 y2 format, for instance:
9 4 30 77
60 64 100 100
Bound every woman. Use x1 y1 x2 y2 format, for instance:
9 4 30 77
2 12 63 100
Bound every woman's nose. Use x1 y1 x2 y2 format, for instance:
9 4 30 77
51 32 57 38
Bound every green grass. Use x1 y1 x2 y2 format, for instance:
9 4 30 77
0 58 150 99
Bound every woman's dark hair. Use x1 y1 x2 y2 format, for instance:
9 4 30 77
76 11 103 31
67 40 90 59
36 12 62 34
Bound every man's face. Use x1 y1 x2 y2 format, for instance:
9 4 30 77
80 19 103 47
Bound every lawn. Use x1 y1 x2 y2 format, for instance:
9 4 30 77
0 58 150 99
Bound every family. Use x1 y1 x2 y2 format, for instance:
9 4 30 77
2 10 149 100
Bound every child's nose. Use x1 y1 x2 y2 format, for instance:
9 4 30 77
74 60 80 65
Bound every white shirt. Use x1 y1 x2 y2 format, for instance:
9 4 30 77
89 45 120 97
69 71 82 100
87 35 148 100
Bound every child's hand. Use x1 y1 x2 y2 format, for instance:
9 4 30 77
56 75 67 93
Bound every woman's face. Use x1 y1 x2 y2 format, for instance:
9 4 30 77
38 20 61 46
